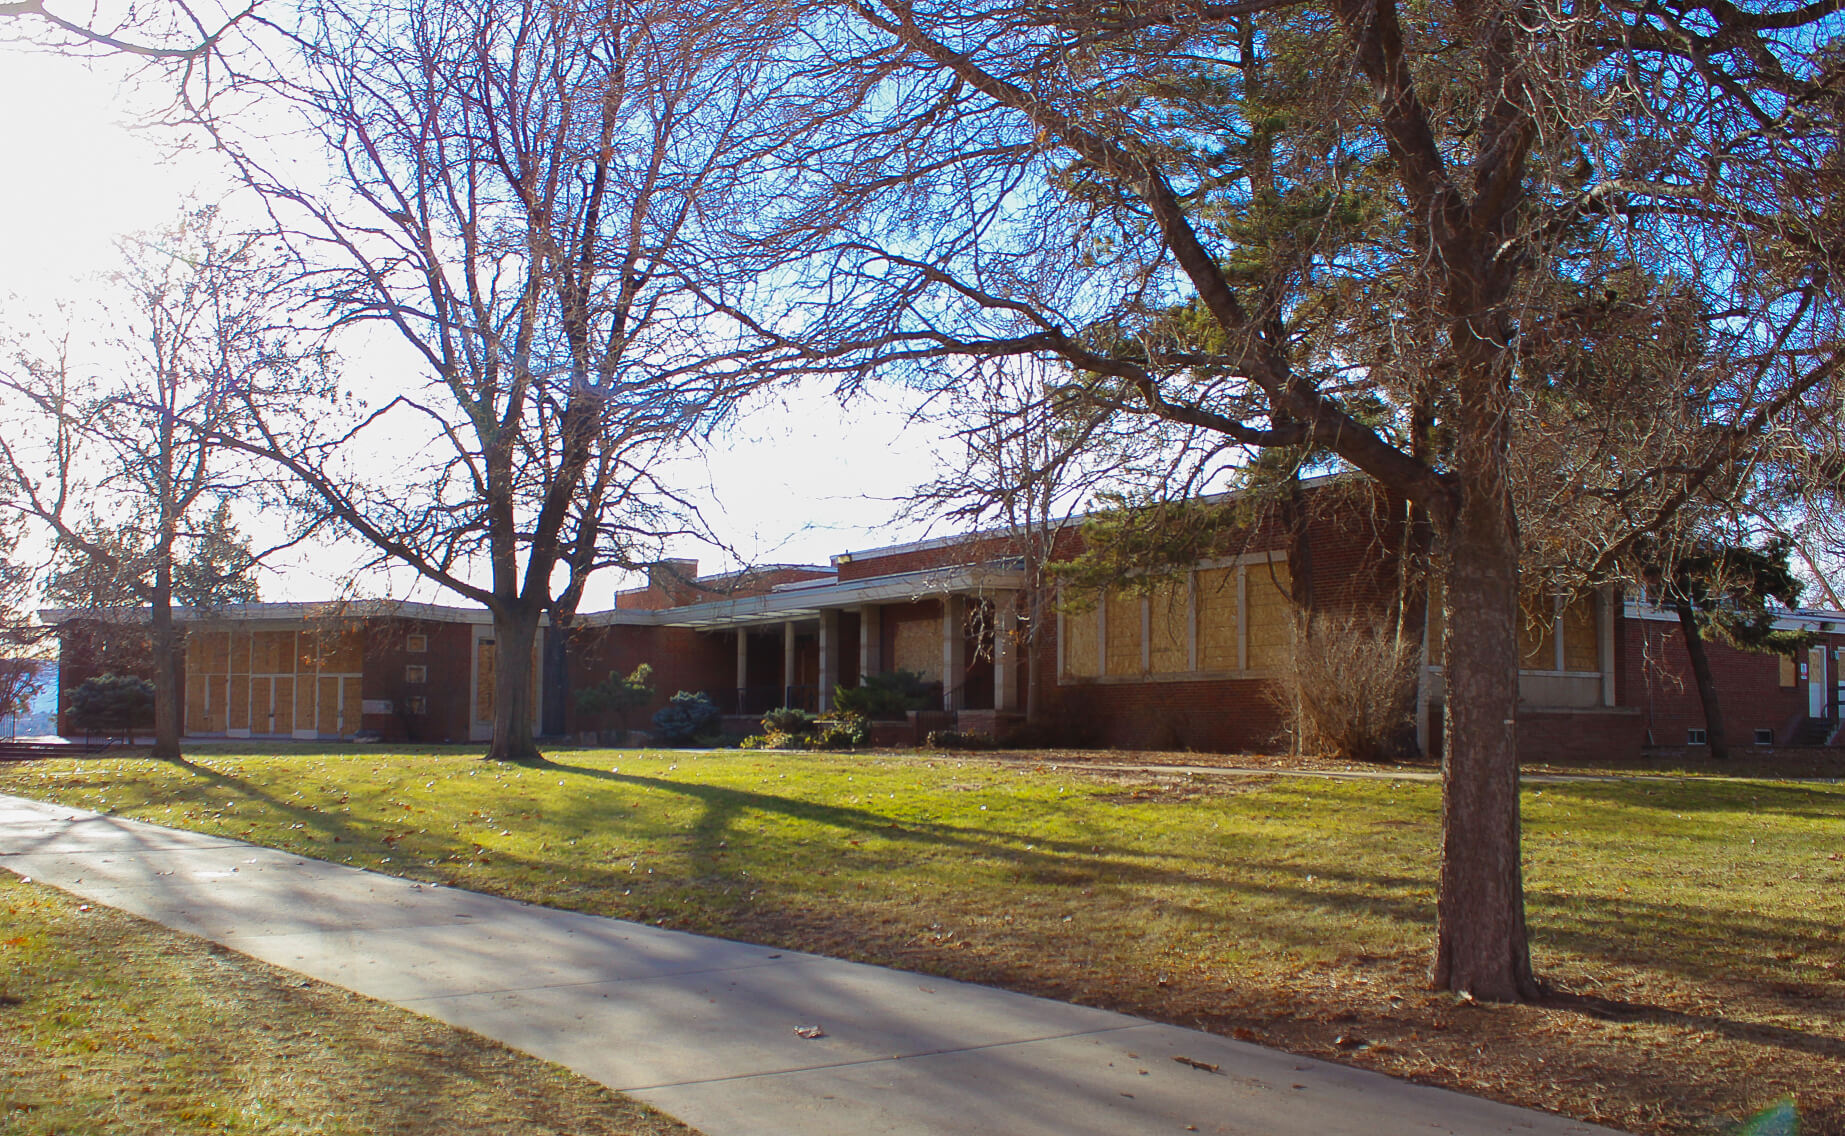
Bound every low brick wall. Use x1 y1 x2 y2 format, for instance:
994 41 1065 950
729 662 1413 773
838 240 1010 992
1516 707 1646 765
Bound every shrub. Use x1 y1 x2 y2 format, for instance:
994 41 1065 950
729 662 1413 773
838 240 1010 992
67 674 155 735
760 706 816 736
1267 610 1417 762
574 663 654 729
651 690 721 746
923 729 996 751
812 711 869 750
833 669 934 717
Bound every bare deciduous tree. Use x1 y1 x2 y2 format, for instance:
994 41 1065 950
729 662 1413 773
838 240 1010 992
0 210 329 758
197 0 783 760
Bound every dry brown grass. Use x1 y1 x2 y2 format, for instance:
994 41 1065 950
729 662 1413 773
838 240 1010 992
0 874 697 1136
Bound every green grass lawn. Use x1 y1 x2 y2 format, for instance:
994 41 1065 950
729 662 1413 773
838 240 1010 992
3 747 1842 1135
0 873 695 1136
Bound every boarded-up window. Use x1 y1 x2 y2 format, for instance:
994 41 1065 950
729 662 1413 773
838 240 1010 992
1779 653 1798 688
185 675 208 734
250 677 273 733
889 617 941 681
184 633 233 734
1195 567 1238 671
1061 596 1101 678
272 676 295 734
204 675 227 733
1560 594 1599 672
342 677 362 734
1519 599 1557 669
475 640 496 724
302 626 363 673
251 631 295 675
317 676 340 735
1244 561 1293 670
187 631 230 675
228 675 250 732
1104 589 1142 676
1148 577 1189 673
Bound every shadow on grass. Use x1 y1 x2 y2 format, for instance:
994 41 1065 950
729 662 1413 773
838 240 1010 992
1542 989 1845 1060
1539 778 1845 823
21 751 1841 1062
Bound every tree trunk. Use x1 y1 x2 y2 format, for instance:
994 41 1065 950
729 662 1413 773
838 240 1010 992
486 607 543 762
149 565 182 760
1674 601 1729 761
1431 483 1537 1002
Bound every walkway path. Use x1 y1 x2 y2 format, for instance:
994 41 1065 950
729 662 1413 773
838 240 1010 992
1 792 1619 1136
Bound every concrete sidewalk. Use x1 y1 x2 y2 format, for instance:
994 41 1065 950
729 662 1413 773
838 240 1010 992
0 793 1619 1136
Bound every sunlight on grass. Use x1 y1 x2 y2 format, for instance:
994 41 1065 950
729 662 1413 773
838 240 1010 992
4 747 1842 1135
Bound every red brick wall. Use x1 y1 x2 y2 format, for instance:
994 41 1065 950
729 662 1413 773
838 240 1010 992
1621 615 1840 750
563 623 737 734
360 618 475 743
1516 708 1646 764
615 566 833 610
838 534 1031 582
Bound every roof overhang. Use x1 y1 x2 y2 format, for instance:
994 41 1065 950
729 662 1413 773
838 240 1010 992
591 563 1027 630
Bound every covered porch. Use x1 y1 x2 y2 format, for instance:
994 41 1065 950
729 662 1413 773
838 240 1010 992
658 565 1029 719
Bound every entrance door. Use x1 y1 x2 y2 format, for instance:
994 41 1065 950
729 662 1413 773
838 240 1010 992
1812 645 1829 717
471 636 496 742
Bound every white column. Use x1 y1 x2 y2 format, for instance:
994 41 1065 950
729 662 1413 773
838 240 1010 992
942 595 966 710
994 591 1019 712
783 621 798 708
1598 586 1616 707
859 604 881 682
818 610 839 712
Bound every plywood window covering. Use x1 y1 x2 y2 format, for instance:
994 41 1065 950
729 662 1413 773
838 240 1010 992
406 634 428 653
1780 653 1798 688
1148 577 1190 673
1560 594 1599 672
227 670 251 732
1104 589 1142 676
1060 592 1101 678
1518 598 1558 669
249 630 289 675
185 624 366 737
405 665 428 684
889 617 942 681
271 675 294 735
184 632 233 734
475 639 496 724
1243 561 1293 671
1194 567 1239 671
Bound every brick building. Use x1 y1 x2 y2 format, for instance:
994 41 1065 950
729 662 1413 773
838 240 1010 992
44 480 1845 761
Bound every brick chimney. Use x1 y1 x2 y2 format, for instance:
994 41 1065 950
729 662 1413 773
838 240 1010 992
646 559 701 608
